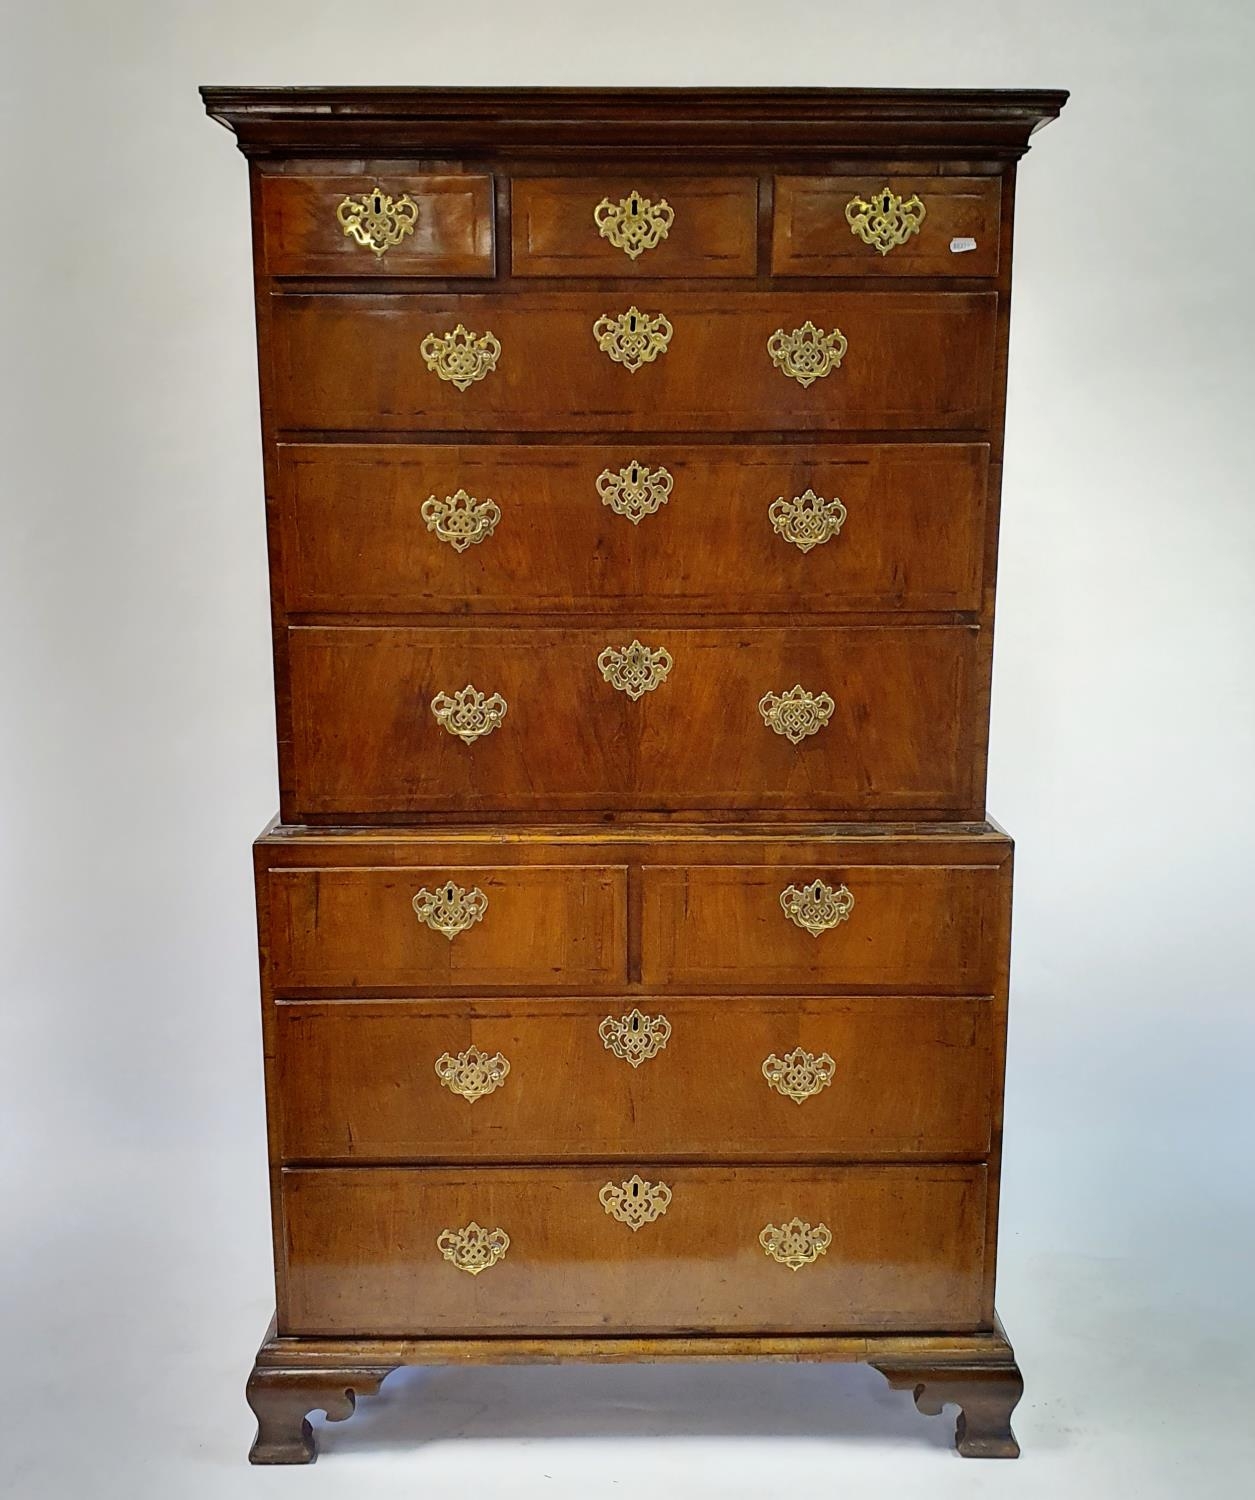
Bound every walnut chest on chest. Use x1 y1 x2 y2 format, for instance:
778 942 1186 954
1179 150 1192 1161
202 85 1066 1463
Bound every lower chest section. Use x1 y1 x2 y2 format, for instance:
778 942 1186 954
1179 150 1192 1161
259 826 1010 1338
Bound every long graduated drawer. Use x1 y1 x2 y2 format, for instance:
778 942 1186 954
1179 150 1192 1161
277 442 989 615
274 994 998 1162
269 292 997 433
281 623 983 821
278 1163 989 1336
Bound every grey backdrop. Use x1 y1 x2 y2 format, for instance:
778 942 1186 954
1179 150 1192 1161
3 2 1253 1495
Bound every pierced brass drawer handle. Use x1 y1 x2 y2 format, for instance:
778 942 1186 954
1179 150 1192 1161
767 321 848 388
762 1047 836 1104
594 190 675 260
598 639 673 699
593 306 673 372
437 1222 510 1275
422 489 501 552
846 186 926 256
431 684 507 743
597 460 673 524
599 1007 671 1068
435 1045 510 1102
336 185 418 256
769 489 848 553
420 324 501 390
780 879 854 937
759 685 834 744
599 1174 673 1231
412 882 488 940
760 1217 832 1270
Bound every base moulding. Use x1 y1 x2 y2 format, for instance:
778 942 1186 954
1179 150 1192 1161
246 1313 1024 1463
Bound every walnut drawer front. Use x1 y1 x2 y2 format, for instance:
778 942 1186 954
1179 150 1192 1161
773 176 1002 277
266 866 628 991
641 864 1007 992
256 173 496 277
270 292 997 433
511 177 758 276
284 624 980 819
278 442 989 615
274 995 997 1163
279 1164 987 1336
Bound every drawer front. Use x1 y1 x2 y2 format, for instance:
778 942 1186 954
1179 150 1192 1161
641 864 1006 992
280 1164 987 1335
270 292 997 432
258 173 495 277
511 176 758 276
285 625 980 817
275 995 997 1162
278 442 988 614
266 865 628 991
773 176 1002 278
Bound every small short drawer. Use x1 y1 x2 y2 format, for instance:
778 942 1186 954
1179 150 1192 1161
512 177 758 276
265 865 628 991
773 176 1002 278
274 995 997 1163
257 173 495 277
279 1163 988 1336
640 863 1008 992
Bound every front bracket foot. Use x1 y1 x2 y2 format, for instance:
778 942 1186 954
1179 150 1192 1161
245 1363 396 1464
871 1358 1024 1458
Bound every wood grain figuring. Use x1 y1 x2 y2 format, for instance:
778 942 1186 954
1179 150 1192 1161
640 863 1006 992
258 173 495 277
270 292 998 433
274 995 997 1162
511 176 758 276
267 865 628 991
773 176 1001 277
278 443 989 615
283 624 981 819
279 1164 988 1336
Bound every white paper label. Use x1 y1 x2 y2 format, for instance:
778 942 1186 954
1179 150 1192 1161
950 236 978 253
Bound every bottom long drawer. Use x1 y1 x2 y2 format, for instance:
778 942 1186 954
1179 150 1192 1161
279 1164 987 1336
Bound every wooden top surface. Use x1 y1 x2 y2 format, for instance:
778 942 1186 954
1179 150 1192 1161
200 86 1067 159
